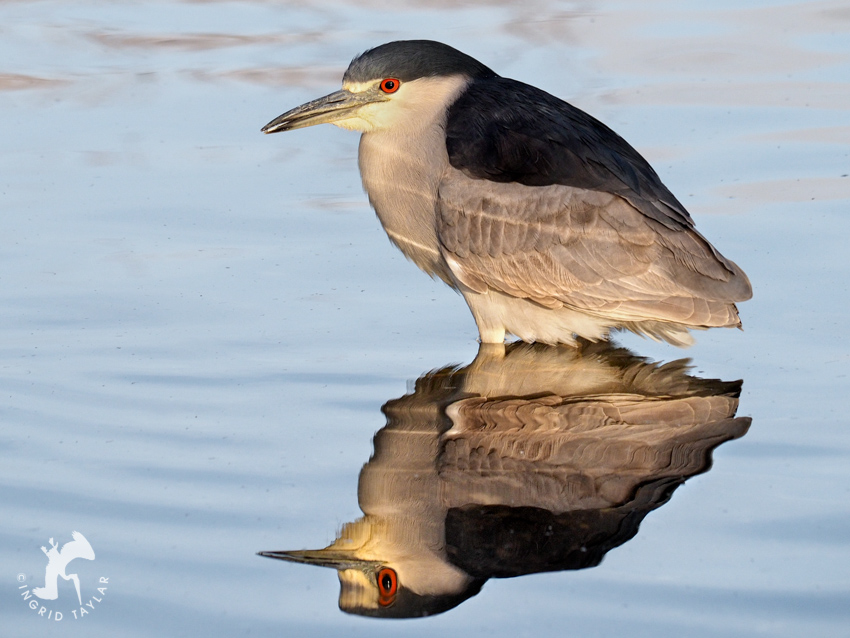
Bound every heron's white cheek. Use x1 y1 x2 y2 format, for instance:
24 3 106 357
349 101 406 131
330 103 390 132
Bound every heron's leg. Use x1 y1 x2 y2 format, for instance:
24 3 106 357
462 290 507 344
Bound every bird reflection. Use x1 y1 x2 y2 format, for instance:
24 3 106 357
261 341 750 618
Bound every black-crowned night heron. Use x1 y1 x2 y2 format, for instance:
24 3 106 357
260 341 750 617
263 40 752 346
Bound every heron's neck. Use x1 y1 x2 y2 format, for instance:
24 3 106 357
357 76 470 284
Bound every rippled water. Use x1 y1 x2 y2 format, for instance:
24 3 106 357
2 1 849 636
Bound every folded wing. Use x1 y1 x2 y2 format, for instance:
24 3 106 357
437 171 751 327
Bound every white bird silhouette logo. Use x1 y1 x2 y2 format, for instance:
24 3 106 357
32 531 95 605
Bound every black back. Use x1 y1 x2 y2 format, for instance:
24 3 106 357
446 76 694 230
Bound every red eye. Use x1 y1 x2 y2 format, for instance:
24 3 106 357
377 567 398 605
380 78 400 93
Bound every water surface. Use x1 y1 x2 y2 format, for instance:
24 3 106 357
2 1 849 636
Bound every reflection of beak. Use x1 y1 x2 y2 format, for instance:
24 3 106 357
261 89 384 133
258 549 379 571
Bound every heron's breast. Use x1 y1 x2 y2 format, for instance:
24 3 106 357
358 116 455 283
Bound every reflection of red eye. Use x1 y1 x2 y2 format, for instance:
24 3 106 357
380 78 400 93
377 567 398 605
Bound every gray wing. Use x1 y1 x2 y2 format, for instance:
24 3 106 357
436 169 752 327
440 393 748 510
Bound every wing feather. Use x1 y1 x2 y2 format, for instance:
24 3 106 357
437 169 751 326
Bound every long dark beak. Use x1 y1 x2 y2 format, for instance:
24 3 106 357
261 88 384 134
258 549 379 571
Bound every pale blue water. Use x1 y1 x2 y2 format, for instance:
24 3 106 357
2 1 849 636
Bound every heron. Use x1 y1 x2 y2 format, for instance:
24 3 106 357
260 341 750 617
262 40 752 346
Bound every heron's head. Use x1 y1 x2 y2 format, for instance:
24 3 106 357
259 517 482 618
262 40 495 134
